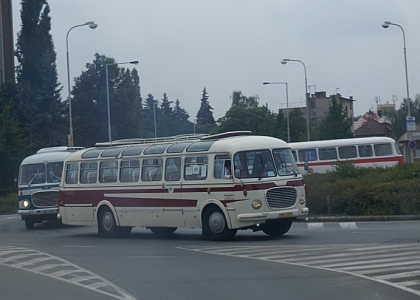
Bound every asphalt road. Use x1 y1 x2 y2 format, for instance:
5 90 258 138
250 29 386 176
0 214 419 300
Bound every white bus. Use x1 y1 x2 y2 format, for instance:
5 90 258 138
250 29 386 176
289 137 404 174
57 132 309 240
18 146 84 229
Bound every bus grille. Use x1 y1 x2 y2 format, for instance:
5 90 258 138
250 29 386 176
266 187 297 209
32 191 58 207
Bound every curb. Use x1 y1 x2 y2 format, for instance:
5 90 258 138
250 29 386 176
304 215 420 222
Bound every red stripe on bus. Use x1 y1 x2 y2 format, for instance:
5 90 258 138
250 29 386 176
296 156 403 167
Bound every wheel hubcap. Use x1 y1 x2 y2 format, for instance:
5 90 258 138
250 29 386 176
102 212 113 231
208 212 225 233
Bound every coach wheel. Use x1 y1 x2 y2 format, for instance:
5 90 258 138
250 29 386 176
203 206 236 241
262 219 293 237
149 227 177 235
98 207 118 238
25 217 35 229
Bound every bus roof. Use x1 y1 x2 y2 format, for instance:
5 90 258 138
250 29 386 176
21 147 85 166
289 137 397 150
65 133 289 161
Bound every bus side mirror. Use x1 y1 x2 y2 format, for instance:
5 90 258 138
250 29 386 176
234 169 241 178
304 161 309 171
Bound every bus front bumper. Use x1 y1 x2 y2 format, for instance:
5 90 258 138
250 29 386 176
18 208 59 216
237 207 309 221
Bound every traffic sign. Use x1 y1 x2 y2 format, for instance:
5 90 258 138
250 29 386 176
408 140 417 151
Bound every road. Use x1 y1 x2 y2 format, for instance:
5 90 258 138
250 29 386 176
0 214 419 300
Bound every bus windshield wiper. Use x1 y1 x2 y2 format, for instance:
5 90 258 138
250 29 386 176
28 173 38 186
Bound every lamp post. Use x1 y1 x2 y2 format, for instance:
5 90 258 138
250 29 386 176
106 60 139 143
382 21 411 117
281 59 310 141
263 82 290 142
66 21 98 147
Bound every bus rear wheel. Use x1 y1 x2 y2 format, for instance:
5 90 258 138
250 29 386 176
203 206 236 241
98 207 118 238
262 219 293 237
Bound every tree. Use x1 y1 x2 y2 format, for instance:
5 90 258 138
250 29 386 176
0 81 26 192
316 96 353 140
287 108 307 142
71 54 142 146
196 88 216 133
215 91 277 136
15 0 65 150
142 93 158 138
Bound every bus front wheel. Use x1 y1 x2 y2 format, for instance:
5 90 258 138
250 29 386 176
262 219 293 237
25 217 35 229
203 206 236 241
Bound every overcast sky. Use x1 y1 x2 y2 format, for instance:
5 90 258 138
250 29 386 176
10 0 420 120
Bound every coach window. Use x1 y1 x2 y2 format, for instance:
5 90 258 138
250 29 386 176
99 161 118 183
65 163 79 184
47 162 63 183
298 149 317 162
81 149 103 159
142 158 163 181
165 157 181 181
338 146 357 159
122 145 146 157
167 142 190 153
80 162 98 184
184 156 208 180
144 144 169 155
120 160 140 182
319 147 337 160
358 145 373 157
374 143 392 156
101 147 124 158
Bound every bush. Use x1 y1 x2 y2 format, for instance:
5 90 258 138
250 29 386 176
305 163 420 216
0 192 18 214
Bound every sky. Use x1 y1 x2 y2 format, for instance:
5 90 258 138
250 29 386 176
10 0 420 121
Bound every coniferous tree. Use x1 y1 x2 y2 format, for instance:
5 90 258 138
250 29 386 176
15 0 65 150
196 88 216 133
317 96 353 140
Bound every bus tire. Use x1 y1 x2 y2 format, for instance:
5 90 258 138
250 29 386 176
149 227 177 235
262 219 293 237
25 217 35 229
203 206 236 241
98 207 118 238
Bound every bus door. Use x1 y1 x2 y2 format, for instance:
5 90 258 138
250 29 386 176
140 158 164 226
163 157 185 227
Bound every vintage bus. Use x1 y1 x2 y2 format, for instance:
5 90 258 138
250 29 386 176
18 146 84 229
289 137 404 174
57 132 309 240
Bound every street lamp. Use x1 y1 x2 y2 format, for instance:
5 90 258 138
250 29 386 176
281 58 310 141
263 82 290 142
66 21 98 147
106 60 139 143
382 21 411 117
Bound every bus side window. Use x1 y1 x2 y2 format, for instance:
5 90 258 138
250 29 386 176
142 158 163 181
374 143 392 156
120 160 140 183
99 161 117 183
184 156 208 180
358 145 373 157
80 162 98 184
213 154 231 179
65 163 79 184
165 157 181 181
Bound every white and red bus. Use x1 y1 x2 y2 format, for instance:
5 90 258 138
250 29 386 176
57 132 308 240
17 146 84 229
289 137 404 174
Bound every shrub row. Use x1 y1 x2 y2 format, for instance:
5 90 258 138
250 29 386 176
304 163 420 216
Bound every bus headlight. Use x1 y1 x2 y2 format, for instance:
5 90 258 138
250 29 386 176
299 196 306 205
251 200 262 210
23 200 30 208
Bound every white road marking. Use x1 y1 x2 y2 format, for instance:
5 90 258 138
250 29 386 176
307 222 324 229
339 222 357 229
178 243 420 297
0 244 136 300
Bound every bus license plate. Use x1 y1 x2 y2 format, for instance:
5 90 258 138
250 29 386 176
278 212 293 217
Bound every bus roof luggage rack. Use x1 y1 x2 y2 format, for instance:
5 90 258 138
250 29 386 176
37 146 85 153
95 133 210 147
201 131 252 140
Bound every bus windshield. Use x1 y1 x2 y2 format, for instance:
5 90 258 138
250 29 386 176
273 149 299 176
234 150 276 178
